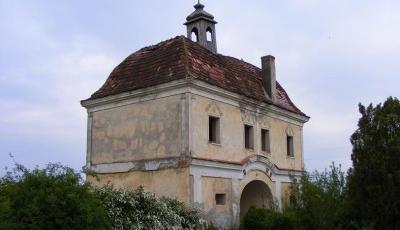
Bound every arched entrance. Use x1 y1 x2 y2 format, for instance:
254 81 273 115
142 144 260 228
240 180 273 218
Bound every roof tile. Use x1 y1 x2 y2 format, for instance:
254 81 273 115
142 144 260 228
89 36 305 115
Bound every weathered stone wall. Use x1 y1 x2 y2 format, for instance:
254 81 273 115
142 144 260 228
87 168 191 203
90 95 182 164
191 95 304 171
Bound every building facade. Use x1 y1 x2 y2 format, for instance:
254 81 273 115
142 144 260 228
81 3 309 229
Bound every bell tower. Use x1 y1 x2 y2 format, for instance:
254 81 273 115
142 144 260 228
184 1 217 53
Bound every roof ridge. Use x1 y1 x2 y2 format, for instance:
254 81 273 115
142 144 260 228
137 36 184 53
180 36 191 80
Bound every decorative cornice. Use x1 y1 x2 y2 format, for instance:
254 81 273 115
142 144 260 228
81 78 309 125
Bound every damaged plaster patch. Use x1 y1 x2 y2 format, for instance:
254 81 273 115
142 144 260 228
87 157 185 174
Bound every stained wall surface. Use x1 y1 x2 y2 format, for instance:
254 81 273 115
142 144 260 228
191 95 304 170
90 95 182 165
87 168 191 204
201 176 233 227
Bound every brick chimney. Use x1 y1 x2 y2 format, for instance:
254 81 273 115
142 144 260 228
261 55 276 102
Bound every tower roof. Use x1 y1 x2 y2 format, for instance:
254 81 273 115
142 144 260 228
185 2 216 24
84 36 305 116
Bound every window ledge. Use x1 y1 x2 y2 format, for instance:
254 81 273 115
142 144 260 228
208 142 221 147
286 156 295 159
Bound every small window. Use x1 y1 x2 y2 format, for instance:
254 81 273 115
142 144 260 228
215 193 226 205
209 116 220 144
244 125 254 149
287 135 294 157
261 129 270 153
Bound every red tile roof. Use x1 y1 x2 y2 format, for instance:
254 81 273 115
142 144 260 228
88 36 305 116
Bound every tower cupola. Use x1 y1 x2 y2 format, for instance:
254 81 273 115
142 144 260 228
184 1 217 53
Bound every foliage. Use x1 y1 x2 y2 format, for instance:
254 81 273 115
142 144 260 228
0 163 110 230
95 186 206 230
288 163 355 230
240 207 298 230
347 97 400 229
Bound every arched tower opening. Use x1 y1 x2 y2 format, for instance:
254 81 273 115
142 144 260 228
206 27 213 42
184 2 218 53
191 27 199 42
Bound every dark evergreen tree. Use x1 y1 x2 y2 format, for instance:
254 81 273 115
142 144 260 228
348 97 400 229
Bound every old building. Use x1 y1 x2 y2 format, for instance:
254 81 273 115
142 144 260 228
81 2 309 229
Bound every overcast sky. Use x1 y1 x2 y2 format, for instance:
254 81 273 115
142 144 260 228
1 0 399 174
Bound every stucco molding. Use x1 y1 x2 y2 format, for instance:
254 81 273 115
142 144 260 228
205 100 223 117
189 80 309 124
240 109 256 125
189 156 302 212
285 127 294 136
81 79 309 125
190 156 302 182
81 79 189 112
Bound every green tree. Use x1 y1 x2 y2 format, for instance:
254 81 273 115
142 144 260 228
0 163 110 230
288 163 353 230
348 97 400 229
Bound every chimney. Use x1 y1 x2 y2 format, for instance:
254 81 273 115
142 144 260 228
261 55 276 102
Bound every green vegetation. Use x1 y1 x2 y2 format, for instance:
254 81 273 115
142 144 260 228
240 207 298 230
287 163 354 230
95 186 205 230
241 163 351 230
348 97 400 228
0 163 206 230
0 163 109 230
0 97 398 230
241 97 400 230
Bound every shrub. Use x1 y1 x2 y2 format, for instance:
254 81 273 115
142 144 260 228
95 186 206 230
288 163 354 230
240 207 298 230
0 163 110 230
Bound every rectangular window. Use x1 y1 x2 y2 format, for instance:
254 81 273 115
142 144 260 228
215 193 226 205
209 116 220 144
244 125 254 149
287 135 294 157
261 129 270 153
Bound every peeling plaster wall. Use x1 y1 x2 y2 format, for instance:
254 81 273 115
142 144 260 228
201 176 233 228
191 95 304 171
87 168 191 204
90 95 182 164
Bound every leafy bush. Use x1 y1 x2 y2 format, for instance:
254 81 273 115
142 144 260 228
95 186 206 230
288 163 355 230
240 207 298 230
0 163 110 230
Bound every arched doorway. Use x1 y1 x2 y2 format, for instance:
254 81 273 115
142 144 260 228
240 180 273 218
